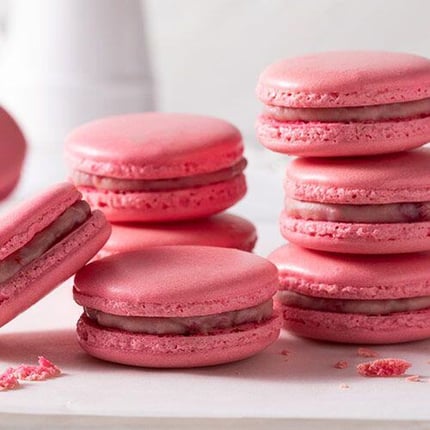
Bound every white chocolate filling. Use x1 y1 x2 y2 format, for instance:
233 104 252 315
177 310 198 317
278 290 430 316
264 97 430 122
0 200 91 283
72 158 247 192
85 299 273 335
285 198 430 223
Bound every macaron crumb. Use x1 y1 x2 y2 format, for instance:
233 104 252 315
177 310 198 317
280 349 290 356
0 356 61 390
0 368 19 391
357 348 378 358
405 375 423 383
339 383 350 390
357 358 411 377
334 360 348 370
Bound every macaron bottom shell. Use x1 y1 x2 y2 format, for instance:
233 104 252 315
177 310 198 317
280 305 430 344
76 313 281 368
79 174 246 222
280 211 430 254
255 114 430 157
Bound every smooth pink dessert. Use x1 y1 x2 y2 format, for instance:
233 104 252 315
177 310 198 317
269 244 430 344
0 183 111 327
282 149 430 254
65 113 247 222
256 51 430 157
0 107 26 200
98 213 257 258
74 246 281 368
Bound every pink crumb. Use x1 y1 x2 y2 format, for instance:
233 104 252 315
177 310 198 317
13 356 61 381
357 358 411 377
280 349 290 356
334 360 348 369
357 347 378 358
339 383 350 390
0 368 19 391
405 375 422 383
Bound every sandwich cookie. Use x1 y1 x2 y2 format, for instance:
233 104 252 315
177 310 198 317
269 244 430 344
256 51 430 157
282 149 430 254
0 183 111 327
98 213 257 258
74 246 281 367
0 107 26 200
65 113 247 222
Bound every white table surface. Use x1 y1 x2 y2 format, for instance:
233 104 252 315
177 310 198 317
0 146 429 429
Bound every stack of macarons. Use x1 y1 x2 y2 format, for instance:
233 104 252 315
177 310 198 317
65 112 257 255
256 51 430 344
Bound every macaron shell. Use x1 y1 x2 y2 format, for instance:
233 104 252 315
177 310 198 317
285 149 430 204
280 212 430 254
76 313 281 368
79 174 246 222
280 305 430 344
99 213 257 257
74 246 279 318
269 244 430 300
256 115 430 157
0 211 111 327
0 183 81 260
256 51 430 108
0 107 26 200
65 113 243 180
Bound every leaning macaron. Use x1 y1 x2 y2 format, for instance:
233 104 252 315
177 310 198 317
269 244 430 344
282 148 430 254
0 107 26 200
98 213 257 258
65 113 247 222
256 51 430 157
0 183 111 327
73 246 281 368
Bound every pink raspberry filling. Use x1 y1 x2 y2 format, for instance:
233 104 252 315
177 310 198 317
0 200 91 284
85 299 273 335
285 197 430 224
263 97 430 122
278 290 430 316
72 158 247 192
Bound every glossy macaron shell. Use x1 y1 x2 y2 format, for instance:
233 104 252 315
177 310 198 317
74 246 281 367
269 244 430 344
256 51 430 108
99 213 257 257
0 107 26 200
74 246 278 317
0 183 111 327
65 112 244 180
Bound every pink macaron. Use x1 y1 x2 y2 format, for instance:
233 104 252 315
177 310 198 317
0 183 111 327
65 113 247 222
73 246 281 368
282 148 430 254
0 107 26 200
98 213 257 258
256 51 430 157
269 244 430 344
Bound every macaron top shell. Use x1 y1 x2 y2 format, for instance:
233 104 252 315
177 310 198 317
103 213 257 253
65 113 244 180
286 148 430 204
269 244 430 300
0 183 81 260
74 246 278 317
256 51 430 108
